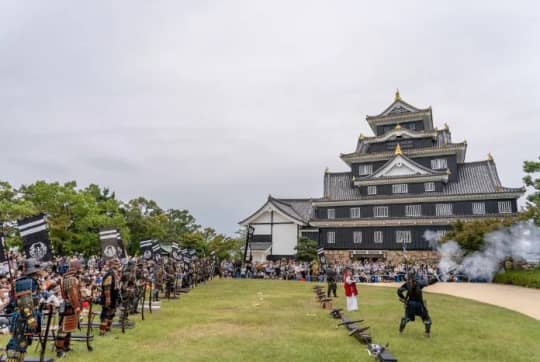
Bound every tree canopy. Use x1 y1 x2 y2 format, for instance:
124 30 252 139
294 237 318 262
522 157 540 225
0 180 241 258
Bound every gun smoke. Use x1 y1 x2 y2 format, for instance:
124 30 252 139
424 220 540 282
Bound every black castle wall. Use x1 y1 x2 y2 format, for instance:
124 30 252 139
318 225 449 250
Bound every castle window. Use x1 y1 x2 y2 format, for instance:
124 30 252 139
392 184 408 194
327 209 335 219
358 164 373 176
327 231 336 244
374 231 383 243
472 202 486 215
350 207 361 219
436 203 453 216
405 204 422 217
498 201 512 214
424 182 435 192
353 231 362 244
396 230 412 243
431 158 448 170
373 206 389 218
367 185 377 195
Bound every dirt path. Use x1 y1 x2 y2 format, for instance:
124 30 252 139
360 282 540 320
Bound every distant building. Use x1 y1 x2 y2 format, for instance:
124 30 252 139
239 91 524 263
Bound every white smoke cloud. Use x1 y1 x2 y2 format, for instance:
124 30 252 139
424 221 540 282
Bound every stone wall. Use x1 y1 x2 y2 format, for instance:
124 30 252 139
384 250 440 265
325 250 440 265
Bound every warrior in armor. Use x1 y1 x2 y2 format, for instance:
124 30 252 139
121 260 137 314
99 258 121 336
118 259 139 329
5 258 43 362
164 258 176 299
131 260 146 314
397 270 438 337
152 262 164 302
55 259 82 357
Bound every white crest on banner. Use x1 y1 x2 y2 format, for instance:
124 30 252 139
29 242 47 260
104 245 117 258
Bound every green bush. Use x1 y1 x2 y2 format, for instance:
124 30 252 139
493 268 540 289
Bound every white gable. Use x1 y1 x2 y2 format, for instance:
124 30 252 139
372 155 431 178
381 101 416 116
240 201 304 226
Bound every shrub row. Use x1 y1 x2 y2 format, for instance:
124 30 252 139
493 268 540 289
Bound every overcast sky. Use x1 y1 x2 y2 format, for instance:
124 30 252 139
1 1 538 235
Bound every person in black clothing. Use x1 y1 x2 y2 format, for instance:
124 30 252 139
397 270 438 337
326 265 337 298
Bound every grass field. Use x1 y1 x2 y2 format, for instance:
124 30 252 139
4 279 540 362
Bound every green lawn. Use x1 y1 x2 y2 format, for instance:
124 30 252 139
4 279 540 361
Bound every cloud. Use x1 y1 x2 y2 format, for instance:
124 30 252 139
0 1 538 234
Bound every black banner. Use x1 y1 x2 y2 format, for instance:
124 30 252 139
243 225 255 263
140 239 153 260
317 247 328 273
171 242 181 261
99 228 125 260
0 232 6 263
151 241 162 263
18 214 53 262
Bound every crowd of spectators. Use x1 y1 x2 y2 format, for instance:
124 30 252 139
220 259 442 283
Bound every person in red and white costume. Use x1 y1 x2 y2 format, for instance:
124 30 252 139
343 266 358 311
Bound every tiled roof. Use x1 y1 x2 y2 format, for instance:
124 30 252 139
250 242 272 251
270 197 313 223
323 160 523 201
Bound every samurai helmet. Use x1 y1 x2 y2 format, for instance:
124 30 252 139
68 259 82 273
108 258 122 270
23 258 42 275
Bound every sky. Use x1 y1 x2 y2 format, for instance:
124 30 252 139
1 1 539 235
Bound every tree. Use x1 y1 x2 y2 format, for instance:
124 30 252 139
0 181 37 247
19 181 127 256
442 217 515 252
522 158 540 225
295 237 318 262
123 197 168 254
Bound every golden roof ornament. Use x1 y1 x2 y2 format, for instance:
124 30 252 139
359 133 365 140
395 88 401 101
395 123 401 130
324 167 329 174
394 143 403 155
487 153 494 161
352 176 356 181
444 123 449 130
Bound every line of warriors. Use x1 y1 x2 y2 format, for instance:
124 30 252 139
3 255 217 361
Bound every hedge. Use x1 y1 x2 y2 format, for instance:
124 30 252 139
493 268 540 289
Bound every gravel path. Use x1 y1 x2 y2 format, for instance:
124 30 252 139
360 282 540 320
